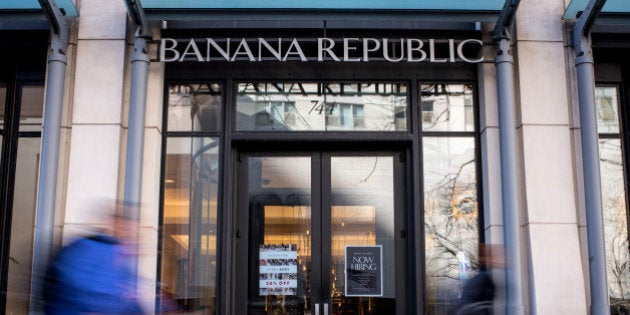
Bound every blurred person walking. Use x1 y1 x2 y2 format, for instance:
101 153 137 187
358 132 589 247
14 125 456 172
457 243 503 315
43 201 145 315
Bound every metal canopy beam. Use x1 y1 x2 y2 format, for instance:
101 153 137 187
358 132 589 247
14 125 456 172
572 0 610 314
0 0 78 17
493 0 520 39
123 0 149 37
564 0 627 19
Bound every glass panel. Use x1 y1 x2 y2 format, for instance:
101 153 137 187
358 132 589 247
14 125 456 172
599 139 630 311
595 86 620 134
236 82 407 131
247 157 312 314
159 137 220 313
167 83 222 132
19 85 44 132
330 156 395 313
0 83 6 130
420 84 475 132
5 137 40 314
422 137 478 314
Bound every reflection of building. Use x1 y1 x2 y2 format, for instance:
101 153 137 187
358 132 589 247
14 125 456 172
2 0 630 314
234 82 407 131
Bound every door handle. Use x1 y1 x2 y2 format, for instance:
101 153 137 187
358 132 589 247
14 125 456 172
314 303 328 315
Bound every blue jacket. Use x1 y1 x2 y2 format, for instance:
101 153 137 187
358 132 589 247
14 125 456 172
44 235 144 314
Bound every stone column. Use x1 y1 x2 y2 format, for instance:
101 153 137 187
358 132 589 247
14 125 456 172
515 0 588 313
63 0 128 240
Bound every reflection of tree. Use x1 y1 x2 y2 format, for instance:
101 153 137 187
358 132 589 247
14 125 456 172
424 157 478 299
420 84 473 132
599 140 630 311
606 206 629 299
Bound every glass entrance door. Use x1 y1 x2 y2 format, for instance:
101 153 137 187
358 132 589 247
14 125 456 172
236 151 406 315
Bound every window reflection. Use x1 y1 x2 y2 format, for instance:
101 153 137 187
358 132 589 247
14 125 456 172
19 85 44 132
423 137 478 314
420 81 479 314
160 137 219 313
595 85 630 313
420 84 475 132
5 138 40 313
0 83 6 129
1 83 4 160
236 82 407 131
595 86 620 134
599 139 630 311
4 83 44 314
167 84 222 132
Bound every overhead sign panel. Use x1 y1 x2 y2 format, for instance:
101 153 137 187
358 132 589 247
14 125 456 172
141 0 505 10
564 0 630 19
0 0 78 17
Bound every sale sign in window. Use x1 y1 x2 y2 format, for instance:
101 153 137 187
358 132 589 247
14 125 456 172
259 244 298 296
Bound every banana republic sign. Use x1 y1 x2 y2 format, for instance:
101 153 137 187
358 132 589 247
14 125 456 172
160 37 484 63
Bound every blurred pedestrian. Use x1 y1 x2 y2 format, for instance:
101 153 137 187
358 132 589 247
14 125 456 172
43 201 144 315
457 243 502 315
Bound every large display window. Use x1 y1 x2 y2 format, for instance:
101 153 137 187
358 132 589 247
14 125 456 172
0 82 45 314
159 83 223 312
0 31 47 314
594 84 630 313
420 84 479 314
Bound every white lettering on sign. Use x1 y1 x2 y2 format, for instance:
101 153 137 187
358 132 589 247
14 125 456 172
351 256 378 271
160 37 484 63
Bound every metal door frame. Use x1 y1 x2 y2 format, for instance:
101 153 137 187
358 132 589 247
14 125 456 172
234 149 408 314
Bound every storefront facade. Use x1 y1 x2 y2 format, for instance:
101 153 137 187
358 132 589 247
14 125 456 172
159 24 484 314
1 0 629 314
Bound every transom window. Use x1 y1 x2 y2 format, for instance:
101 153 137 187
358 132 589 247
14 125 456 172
235 82 408 131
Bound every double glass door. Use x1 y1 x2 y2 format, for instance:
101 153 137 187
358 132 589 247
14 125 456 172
236 151 407 315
